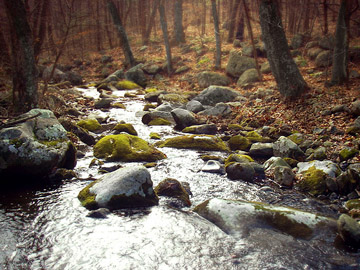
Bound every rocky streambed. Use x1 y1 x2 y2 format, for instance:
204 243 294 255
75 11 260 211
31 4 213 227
1 82 360 269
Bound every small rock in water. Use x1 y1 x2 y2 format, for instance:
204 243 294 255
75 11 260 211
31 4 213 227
201 160 225 174
87 208 111 219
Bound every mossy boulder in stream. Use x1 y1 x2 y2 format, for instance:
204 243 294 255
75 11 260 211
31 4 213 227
115 80 141 90
156 135 230 152
228 135 251 151
78 166 158 210
113 123 138 136
154 178 191 207
194 198 336 239
93 134 166 162
77 118 102 132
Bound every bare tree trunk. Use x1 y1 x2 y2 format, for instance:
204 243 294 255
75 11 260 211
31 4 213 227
259 0 308 99
330 0 349 85
33 0 49 62
107 0 136 67
96 0 102 51
323 0 329 35
157 0 172 75
235 13 245 41
5 0 38 112
174 0 186 45
211 0 221 69
144 0 159 45
0 24 11 75
202 0 207 36
243 0 261 80
227 0 241 43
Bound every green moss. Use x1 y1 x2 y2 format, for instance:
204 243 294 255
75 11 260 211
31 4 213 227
156 135 230 152
288 133 305 145
145 88 158 93
115 80 141 90
113 123 138 136
159 93 188 104
38 138 67 148
111 102 126 109
93 134 167 162
246 131 264 143
295 166 328 196
225 154 254 166
78 181 99 210
150 132 161 140
345 199 360 211
10 138 24 148
283 157 298 167
148 118 172 126
77 119 102 132
200 155 222 161
144 162 157 168
143 103 157 111
124 92 137 98
339 148 359 162
228 124 243 131
228 135 251 151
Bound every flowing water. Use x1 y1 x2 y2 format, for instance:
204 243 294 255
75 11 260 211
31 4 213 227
1 88 360 270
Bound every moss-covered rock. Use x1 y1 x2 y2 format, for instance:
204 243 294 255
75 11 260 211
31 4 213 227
111 102 126 109
156 135 230 152
337 214 360 248
113 123 138 136
228 135 252 151
115 80 141 90
124 92 137 98
339 147 359 162
78 166 158 210
194 198 335 239
225 154 254 166
148 118 172 126
154 178 191 207
149 132 161 140
93 134 166 162
77 118 102 132
158 93 188 105
295 166 328 196
228 124 243 131
143 103 157 111
288 133 306 145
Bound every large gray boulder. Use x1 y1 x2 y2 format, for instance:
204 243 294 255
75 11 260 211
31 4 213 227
337 214 360 248
171 108 198 130
193 86 240 106
226 162 255 182
185 100 204 113
197 71 231 88
78 166 158 210
42 66 67 83
0 109 76 182
199 103 232 117
237 68 260 86
273 136 305 160
226 51 256 78
125 64 147 87
249 142 274 158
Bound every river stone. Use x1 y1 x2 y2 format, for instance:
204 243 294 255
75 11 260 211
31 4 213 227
237 68 260 86
274 166 295 187
226 51 256 78
155 103 176 112
249 142 274 158
0 109 76 181
185 100 204 113
226 162 255 182
156 135 230 152
78 166 158 210
193 85 240 106
297 160 341 178
197 71 231 88
158 93 188 105
125 64 147 87
95 98 113 109
337 214 360 248
142 111 175 125
194 198 335 239
201 160 225 174
273 136 305 161
59 118 96 146
182 124 217 135
154 178 191 207
263 157 291 172
113 123 138 136
171 108 198 130
225 154 254 165
198 103 232 117
93 134 166 162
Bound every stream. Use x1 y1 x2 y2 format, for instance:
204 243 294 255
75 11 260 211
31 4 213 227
1 87 360 270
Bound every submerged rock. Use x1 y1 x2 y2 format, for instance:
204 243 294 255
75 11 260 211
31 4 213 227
78 166 158 210
154 178 191 207
0 109 76 181
156 135 230 152
93 134 166 162
194 198 336 239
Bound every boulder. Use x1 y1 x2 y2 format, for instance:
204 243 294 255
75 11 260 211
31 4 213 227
197 71 231 88
273 136 305 161
156 135 230 152
350 100 360 117
115 80 141 90
307 47 323 60
263 157 291 172
225 154 254 165
77 118 102 132
182 124 217 135
158 93 188 105
59 118 96 146
93 134 166 162
78 166 158 210
260 62 271 74
171 108 198 130
94 98 113 109
228 135 251 151
185 100 205 113
226 51 256 77
237 68 260 86
42 66 67 83
315 50 332 67
290 33 305 49
194 198 336 239
337 214 360 248
249 142 274 158
147 118 172 126
125 64 147 87
113 123 138 136
199 103 232 117
155 178 191 207
144 90 168 102
0 109 76 181
319 35 335 50
226 162 255 182
142 111 174 125
65 71 83 85
193 85 240 106
274 166 295 187
143 64 161 75
201 160 225 174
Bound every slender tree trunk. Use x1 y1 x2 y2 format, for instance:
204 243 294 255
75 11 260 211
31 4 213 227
144 0 159 45
235 13 245 41
107 0 136 67
96 0 102 51
330 0 349 85
243 0 261 80
5 0 38 112
0 24 11 75
157 0 172 75
227 0 241 43
259 0 308 99
211 0 221 69
174 0 186 45
323 0 329 35
33 0 49 62
202 0 207 36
